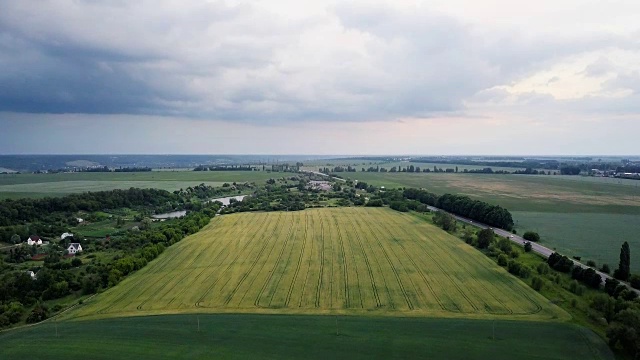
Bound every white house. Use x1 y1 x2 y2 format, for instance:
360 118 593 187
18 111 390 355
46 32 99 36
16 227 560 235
76 218 84 223
61 232 74 240
25 271 37 280
26 235 42 246
67 243 83 255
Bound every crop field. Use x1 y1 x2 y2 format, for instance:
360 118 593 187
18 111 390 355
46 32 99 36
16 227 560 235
0 314 613 360
0 171 276 199
70 207 563 320
346 172 640 268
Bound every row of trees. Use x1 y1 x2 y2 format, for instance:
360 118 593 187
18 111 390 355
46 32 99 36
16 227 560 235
0 188 181 226
436 194 514 230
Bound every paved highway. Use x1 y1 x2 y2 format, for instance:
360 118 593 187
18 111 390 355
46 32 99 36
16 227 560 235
426 205 640 295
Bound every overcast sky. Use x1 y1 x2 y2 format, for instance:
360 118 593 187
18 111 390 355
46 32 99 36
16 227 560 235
1 0 639 155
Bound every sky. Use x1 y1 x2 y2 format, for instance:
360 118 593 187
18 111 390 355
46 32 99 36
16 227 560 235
1 0 639 155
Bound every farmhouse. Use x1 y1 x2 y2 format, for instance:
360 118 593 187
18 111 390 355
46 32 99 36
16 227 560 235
309 180 332 191
61 232 74 240
26 235 42 246
67 243 83 255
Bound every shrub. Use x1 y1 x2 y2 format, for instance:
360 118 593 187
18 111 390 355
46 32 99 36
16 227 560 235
629 274 640 290
524 242 532 252
522 231 540 242
537 263 550 275
497 254 508 266
531 276 544 291
586 260 597 268
600 264 611 274
568 280 585 296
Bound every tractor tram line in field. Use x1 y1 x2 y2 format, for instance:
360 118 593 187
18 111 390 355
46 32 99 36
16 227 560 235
213 212 279 307
284 212 309 307
356 210 414 310
346 213 382 308
374 210 448 310
223 212 280 308
140 214 252 311
391 214 506 313
176 214 256 308
322 211 336 308
158 215 252 309
314 212 326 308
265 213 303 308
397 212 543 315
189 214 267 308
253 212 296 308
296 211 315 308
335 212 365 309
332 213 352 308
352 213 398 309
221 212 289 307
195 213 278 308
72 208 564 322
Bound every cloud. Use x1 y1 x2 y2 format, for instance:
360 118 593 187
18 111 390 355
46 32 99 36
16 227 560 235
0 0 639 126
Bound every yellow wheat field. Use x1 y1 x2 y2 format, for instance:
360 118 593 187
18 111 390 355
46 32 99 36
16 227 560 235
71 207 566 320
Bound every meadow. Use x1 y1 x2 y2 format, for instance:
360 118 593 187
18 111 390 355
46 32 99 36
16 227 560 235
345 172 640 269
0 314 613 360
70 207 563 320
0 171 276 199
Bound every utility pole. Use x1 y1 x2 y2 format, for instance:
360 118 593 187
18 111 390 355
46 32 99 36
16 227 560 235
197 316 200 332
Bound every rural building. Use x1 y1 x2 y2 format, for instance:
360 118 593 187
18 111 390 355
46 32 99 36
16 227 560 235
76 218 84 223
67 243 83 255
309 180 332 191
60 232 74 240
25 271 36 280
26 235 42 246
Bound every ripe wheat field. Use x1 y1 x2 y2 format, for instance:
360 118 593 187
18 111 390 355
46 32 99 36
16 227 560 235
71 207 564 320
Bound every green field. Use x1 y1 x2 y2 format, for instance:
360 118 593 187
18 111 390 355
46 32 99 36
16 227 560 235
0 171 277 199
0 314 613 360
70 207 563 320
345 172 640 269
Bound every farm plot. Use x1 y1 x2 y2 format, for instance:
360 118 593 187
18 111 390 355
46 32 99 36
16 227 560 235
70 207 564 320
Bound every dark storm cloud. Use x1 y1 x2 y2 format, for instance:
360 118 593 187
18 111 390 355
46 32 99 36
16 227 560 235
0 0 638 122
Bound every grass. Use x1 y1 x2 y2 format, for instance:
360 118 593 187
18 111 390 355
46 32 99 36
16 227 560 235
344 172 640 270
0 171 279 199
0 314 613 360
69 207 564 320
513 212 640 269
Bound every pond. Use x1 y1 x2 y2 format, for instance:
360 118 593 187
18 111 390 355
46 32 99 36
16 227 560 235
152 210 187 219
153 195 247 219
207 195 247 205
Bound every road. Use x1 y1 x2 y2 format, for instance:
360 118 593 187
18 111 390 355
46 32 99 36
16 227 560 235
299 170 346 182
426 205 640 295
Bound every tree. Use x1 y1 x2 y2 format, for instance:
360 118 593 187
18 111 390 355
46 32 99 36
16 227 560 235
477 228 494 249
139 218 152 231
629 274 640 289
607 309 640 357
524 242 532 252
522 231 540 242
10 234 20 244
433 211 456 231
600 264 611 274
614 242 631 281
